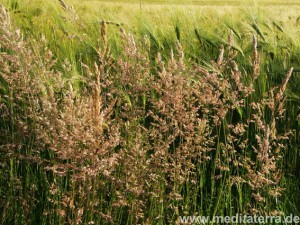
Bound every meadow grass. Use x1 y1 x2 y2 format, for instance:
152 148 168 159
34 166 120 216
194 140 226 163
0 0 299 224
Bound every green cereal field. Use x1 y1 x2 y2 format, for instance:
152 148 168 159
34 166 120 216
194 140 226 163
0 0 299 224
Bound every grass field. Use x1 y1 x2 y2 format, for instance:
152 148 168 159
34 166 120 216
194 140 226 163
0 0 299 224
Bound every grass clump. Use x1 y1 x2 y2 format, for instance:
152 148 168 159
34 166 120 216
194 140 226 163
0 2 299 225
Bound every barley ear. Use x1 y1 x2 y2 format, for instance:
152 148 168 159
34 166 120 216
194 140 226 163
252 35 260 80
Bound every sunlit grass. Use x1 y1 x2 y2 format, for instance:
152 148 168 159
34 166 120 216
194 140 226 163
0 0 299 224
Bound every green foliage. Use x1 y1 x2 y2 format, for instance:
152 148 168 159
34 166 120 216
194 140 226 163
0 1 299 224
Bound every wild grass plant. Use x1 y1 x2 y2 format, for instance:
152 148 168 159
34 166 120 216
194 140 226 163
0 1 299 224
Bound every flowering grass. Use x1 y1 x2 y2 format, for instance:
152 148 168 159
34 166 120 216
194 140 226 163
0 1 299 224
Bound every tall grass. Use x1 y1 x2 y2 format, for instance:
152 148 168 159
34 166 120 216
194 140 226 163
0 1 299 224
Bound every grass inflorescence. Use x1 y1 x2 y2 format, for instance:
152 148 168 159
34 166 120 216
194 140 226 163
0 1 299 224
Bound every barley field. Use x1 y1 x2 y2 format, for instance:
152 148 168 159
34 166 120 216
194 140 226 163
0 0 299 224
